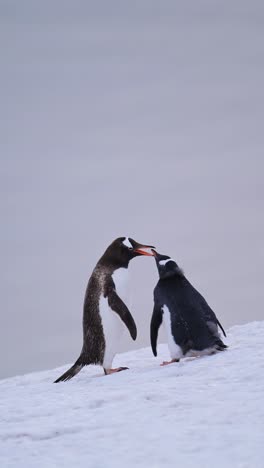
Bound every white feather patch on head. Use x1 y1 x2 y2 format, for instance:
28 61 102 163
159 258 175 266
122 237 132 248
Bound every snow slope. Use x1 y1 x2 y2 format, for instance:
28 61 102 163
0 322 263 468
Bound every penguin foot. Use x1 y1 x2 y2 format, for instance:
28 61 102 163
160 359 179 366
104 367 129 375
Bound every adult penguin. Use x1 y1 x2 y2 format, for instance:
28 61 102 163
54 237 155 382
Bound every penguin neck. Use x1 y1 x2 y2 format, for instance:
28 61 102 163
98 248 131 270
98 257 130 271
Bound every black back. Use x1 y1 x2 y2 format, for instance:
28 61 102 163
154 275 221 351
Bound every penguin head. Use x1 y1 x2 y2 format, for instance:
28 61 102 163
102 237 155 268
151 249 183 279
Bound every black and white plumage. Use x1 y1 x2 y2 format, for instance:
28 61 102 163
150 250 227 364
54 237 155 382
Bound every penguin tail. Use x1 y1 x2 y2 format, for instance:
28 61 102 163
54 357 83 383
215 338 228 351
217 319 227 337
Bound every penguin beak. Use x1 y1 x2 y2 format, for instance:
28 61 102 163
130 239 156 256
151 249 163 262
134 248 154 256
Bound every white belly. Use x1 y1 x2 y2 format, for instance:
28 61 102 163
99 268 130 370
112 267 130 305
162 305 183 360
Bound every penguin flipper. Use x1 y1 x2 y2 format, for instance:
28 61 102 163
107 290 137 340
192 288 227 338
150 304 163 357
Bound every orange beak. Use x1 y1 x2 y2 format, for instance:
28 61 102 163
128 238 155 256
134 248 154 256
132 240 156 256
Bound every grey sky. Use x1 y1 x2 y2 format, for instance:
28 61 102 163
1 1 264 379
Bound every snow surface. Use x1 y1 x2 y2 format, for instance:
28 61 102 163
0 322 263 468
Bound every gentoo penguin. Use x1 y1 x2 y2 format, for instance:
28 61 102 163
54 237 155 382
150 250 227 366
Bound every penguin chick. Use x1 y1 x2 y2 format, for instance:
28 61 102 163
150 249 227 366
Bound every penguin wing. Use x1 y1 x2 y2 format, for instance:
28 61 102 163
150 303 163 357
199 296 226 337
107 289 137 340
187 282 227 337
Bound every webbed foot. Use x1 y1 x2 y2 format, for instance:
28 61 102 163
104 367 129 375
160 359 179 366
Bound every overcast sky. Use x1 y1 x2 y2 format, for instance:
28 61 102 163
1 1 264 379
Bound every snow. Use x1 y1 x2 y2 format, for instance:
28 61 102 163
0 321 263 468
